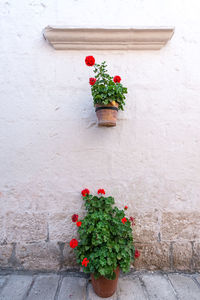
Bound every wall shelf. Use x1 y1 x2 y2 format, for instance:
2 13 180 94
43 26 174 50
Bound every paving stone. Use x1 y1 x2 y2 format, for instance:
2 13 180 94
58 276 86 300
27 274 59 300
0 276 8 289
141 273 176 300
196 275 200 284
0 275 9 289
0 272 200 300
0 274 33 300
168 274 200 300
118 277 147 300
87 282 117 300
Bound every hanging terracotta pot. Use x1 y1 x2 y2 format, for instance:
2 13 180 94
95 101 119 127
91 267 120 298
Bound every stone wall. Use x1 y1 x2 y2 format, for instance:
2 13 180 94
1 0 200 271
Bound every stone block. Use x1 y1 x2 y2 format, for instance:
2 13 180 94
141 273 176 300
0 181 84 213
193 242 200 271
118 277 146 300
168 274 200 300
5 212 47 243
0 244 13 267
16 242 60 270
161 212 200 241
0 214 5 244
132 212 159 243
27 274 60 300
0 275 8 288
48 212 80 242
133 242 170 270
58 276 87 300
62 242 78 268
172 242 193 270
0 274 33 300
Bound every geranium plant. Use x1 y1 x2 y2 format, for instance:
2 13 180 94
70 189 140 280
85 56 128 111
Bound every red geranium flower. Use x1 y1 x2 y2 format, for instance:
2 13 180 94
113 75 121 83
135 249 140 258
97 189 105 195
121 217 127 224
76 221 82 227
69 239 78 249
85 56 95 66
124 206 128 210
81 189 90 197
129 216 135 226
72 214 79 222
89 78 96 85
82 257 89 267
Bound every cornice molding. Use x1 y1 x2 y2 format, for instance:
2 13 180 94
43 26 174 50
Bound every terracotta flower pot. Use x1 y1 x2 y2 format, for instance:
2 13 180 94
91 267 120 298
95 102 119 127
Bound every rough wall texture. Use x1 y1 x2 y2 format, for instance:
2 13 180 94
0 0 200 271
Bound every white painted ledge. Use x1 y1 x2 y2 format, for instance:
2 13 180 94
43 26 174 50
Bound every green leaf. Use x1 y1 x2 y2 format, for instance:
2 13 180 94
89 61 127 110
75 192 135 280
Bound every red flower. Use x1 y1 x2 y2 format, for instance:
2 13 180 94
76 221 82 227
97 189 105 195
72 214 79 222
121 217 127 224
82 257 89 267
113 75 121 83
135 249 140 258
129 216 135 226
81 189 90 197
69 239 78 249
89 78 96 85
85 56 95 66
124 206 128 210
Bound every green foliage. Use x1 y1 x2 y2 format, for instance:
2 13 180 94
91 62 127 111
75 193 135 280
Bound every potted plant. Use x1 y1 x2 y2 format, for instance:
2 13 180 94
85 56 128 127
70 189 140 298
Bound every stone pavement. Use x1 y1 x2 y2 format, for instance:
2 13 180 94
0 270 200 300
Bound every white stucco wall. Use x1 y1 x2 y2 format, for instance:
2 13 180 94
1 0 200 270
